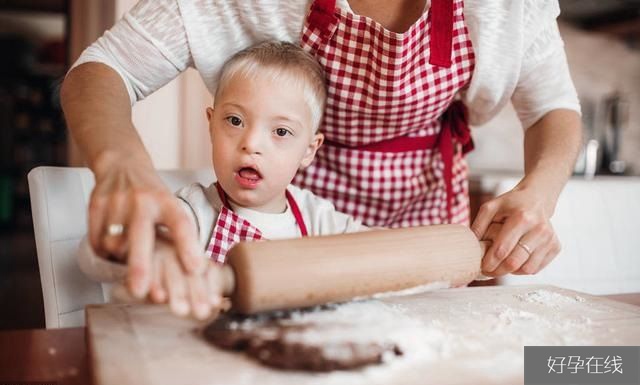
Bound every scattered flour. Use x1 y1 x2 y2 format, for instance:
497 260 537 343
198 289 604 384
490 293 596 348
279 301 439 348
222 300 448 370
496 307 537 324
515 289 586 308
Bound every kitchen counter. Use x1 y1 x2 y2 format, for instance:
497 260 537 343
468 169 640 194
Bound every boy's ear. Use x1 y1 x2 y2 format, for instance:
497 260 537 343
299 132 324 169
206 107 214 122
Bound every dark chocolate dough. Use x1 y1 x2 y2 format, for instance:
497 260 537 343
203 308 402 372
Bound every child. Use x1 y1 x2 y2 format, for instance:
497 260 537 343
77 41 367 320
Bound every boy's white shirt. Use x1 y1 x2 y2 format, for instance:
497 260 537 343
77 183 367 284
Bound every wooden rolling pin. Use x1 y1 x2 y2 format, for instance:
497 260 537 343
217 224 486 314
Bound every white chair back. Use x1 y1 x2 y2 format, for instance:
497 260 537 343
28 166 214 328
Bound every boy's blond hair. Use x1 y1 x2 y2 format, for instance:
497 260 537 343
215 41 327 131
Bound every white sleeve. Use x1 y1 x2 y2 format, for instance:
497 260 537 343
69 0 192 105
175 183 219 251
511 2 581 130
294 187 368 235
76 237 127 283
315 201 369 234
332 210 370 234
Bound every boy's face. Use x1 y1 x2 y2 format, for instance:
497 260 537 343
207 72 324 213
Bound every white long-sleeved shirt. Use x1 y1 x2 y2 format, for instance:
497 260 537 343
71 0 580 130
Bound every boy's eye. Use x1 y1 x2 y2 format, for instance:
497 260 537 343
226 116 243 126
275 128 291 137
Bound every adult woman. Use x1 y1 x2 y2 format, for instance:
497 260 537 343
61 0 582 298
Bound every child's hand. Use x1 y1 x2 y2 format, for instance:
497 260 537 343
144 239 224 320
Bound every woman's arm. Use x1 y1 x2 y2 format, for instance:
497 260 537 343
521 109 582 216
61 0 202 298
470 3 583 277
61 62 145 172
61 63 203 298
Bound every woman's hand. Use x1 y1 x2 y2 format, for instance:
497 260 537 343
89 152 204 299
470 184 561 277
470 109 583 277
146 239 224 320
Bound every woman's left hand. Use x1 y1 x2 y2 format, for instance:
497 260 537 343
470 185 561 277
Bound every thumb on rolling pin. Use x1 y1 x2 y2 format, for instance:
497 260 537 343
476 240 493 281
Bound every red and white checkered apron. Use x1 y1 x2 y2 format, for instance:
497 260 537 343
293 0 475 227
206 183 309 263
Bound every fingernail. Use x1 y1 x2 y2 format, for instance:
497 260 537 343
128 278 144 299
210 295 221 307
152 288 166 303
134 279 149 299
196 303 211 320
173 299 190 316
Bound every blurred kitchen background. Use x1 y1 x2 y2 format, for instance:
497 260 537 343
0 0 639 330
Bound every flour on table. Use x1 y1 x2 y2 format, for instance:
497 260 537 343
204 300 449 373
515 289 586 308
201 286 610 384
491 304 595 344
278 301 440 349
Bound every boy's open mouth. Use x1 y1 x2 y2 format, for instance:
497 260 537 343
235 166 263 188
238 167 262 181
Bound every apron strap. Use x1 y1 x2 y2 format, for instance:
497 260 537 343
308 0 338 35
215 182 308 237
214 182 231 209
429 0 454 67
286 190 309 237
439 100 474 223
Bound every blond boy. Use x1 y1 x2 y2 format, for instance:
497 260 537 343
78 41 366 319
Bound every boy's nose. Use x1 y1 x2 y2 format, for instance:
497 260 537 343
240 128 264 155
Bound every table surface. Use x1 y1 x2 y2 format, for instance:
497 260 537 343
1 293 638 385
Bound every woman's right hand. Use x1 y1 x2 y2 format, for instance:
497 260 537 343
88 151 204 299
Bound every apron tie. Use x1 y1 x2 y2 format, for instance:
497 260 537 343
324 101 473 223
439 100 474 222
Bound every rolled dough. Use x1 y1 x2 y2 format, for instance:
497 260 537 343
203 304 403 371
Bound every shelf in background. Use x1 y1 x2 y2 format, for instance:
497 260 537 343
0 0 67 14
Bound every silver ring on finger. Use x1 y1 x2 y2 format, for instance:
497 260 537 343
517 241 532 256
106 223 125 237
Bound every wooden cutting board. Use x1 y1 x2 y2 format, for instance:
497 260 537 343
86 285 640 385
